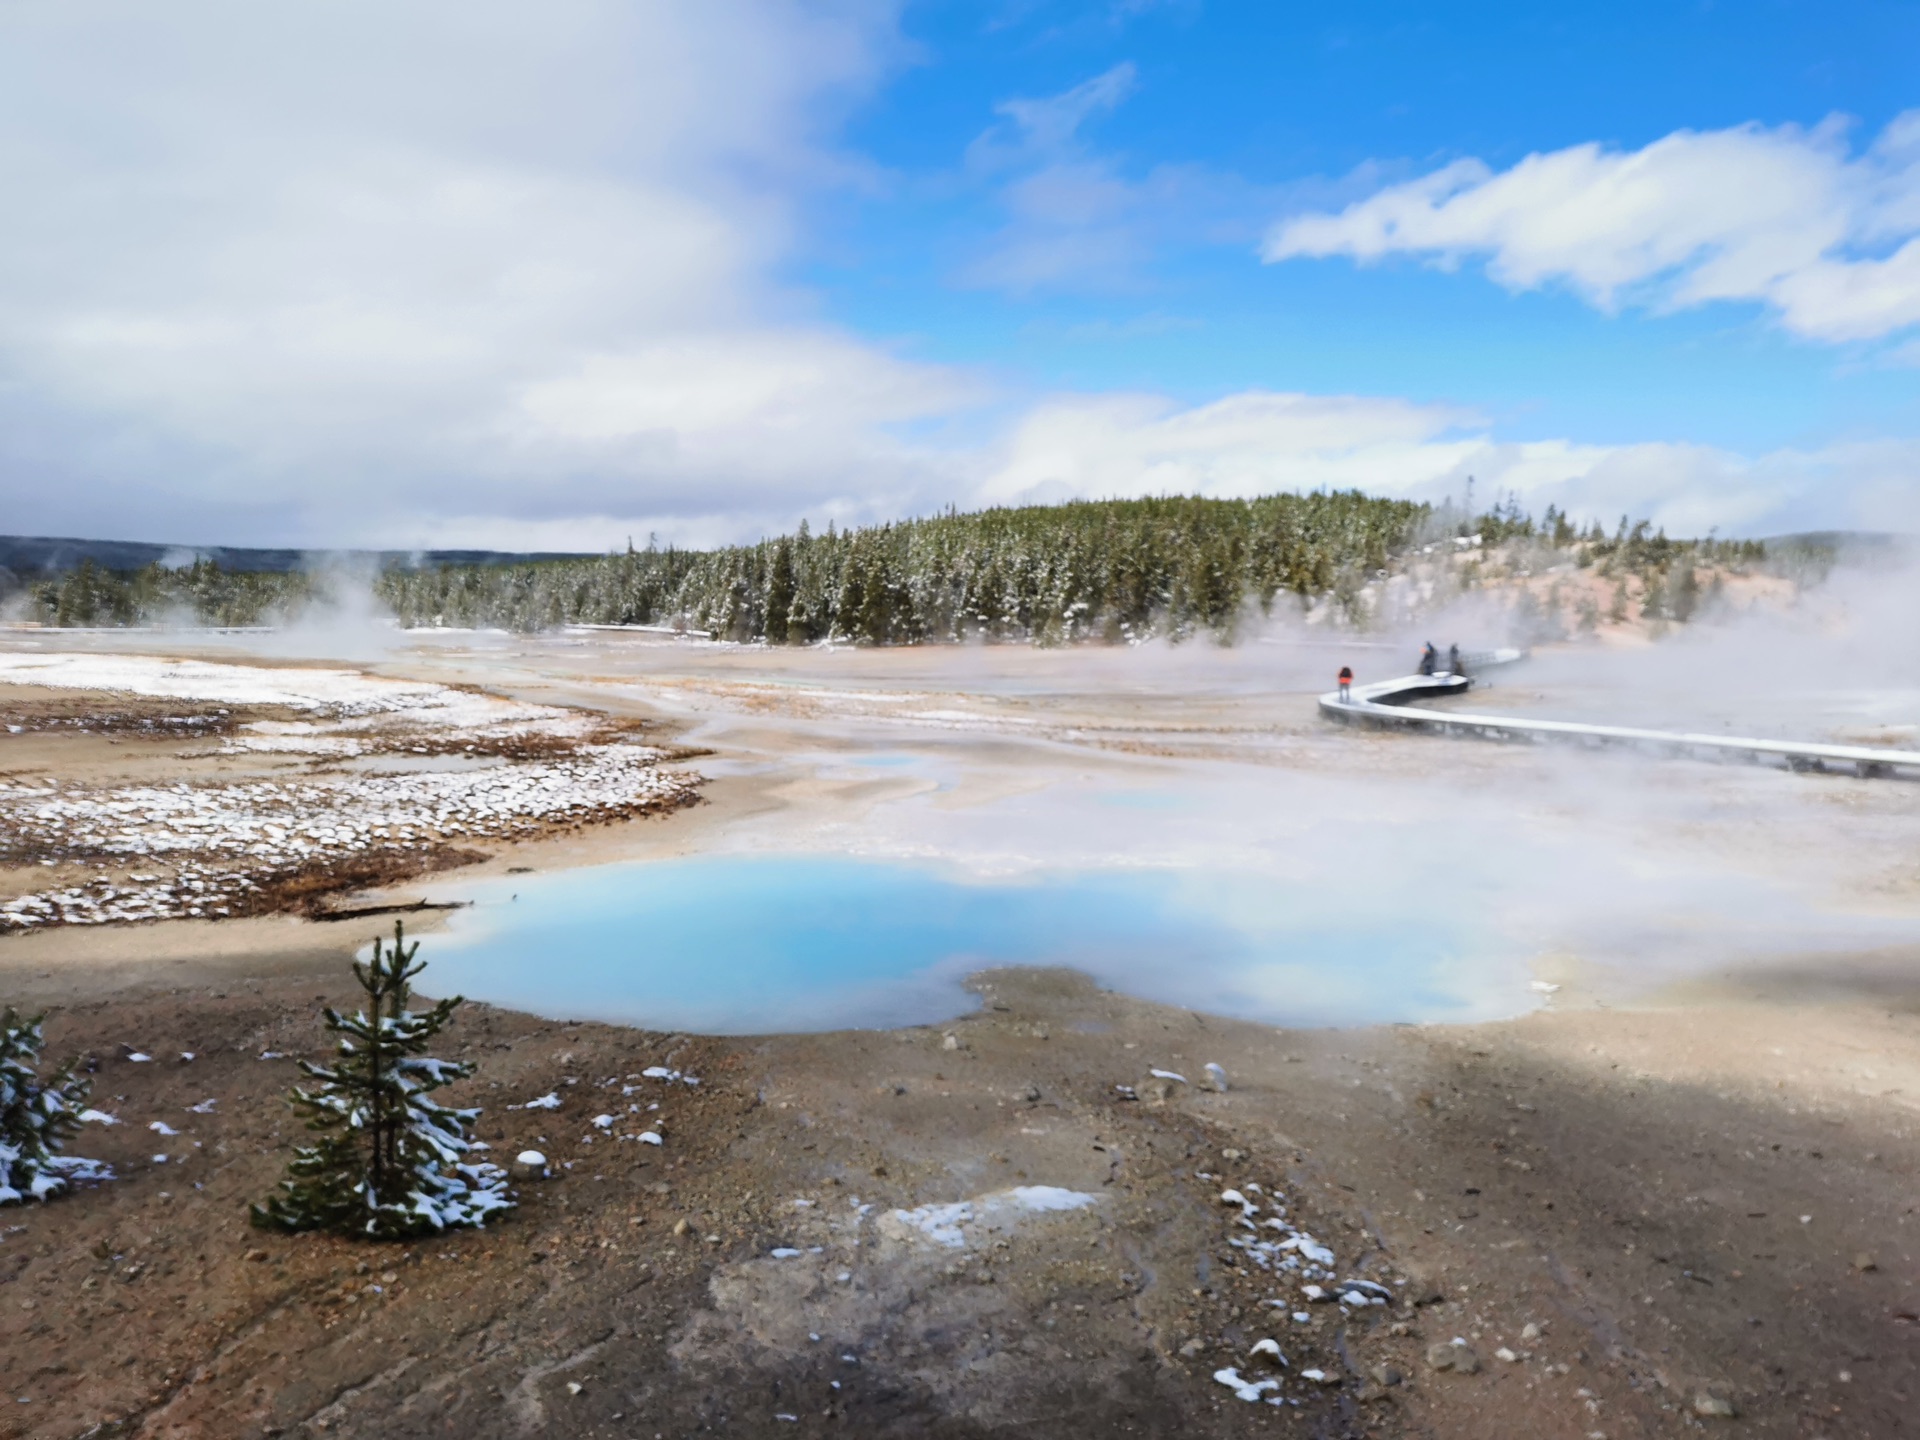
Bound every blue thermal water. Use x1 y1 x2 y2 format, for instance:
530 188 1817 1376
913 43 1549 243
419 855 1511 1035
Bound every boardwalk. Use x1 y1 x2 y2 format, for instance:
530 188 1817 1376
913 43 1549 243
1320 669 1920 779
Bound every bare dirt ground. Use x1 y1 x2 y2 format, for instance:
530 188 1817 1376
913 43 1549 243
2 949 1917 1439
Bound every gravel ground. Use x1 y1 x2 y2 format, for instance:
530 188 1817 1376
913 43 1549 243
2 950 1917 1439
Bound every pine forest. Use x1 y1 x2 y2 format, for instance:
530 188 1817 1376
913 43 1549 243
5 491 1781 644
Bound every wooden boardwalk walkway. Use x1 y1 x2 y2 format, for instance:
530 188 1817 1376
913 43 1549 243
1320 669 1920 779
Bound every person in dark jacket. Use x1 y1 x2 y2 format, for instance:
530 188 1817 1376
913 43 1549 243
1418 643 1437 676
1448 643 1465 678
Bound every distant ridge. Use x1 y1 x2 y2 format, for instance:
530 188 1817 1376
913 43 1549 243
0 535 597 576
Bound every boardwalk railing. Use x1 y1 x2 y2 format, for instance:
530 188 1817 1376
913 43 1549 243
1319 669 1920 779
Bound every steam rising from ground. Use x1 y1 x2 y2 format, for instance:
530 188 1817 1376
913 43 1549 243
406 556 1920 1024
9 548 1917 1028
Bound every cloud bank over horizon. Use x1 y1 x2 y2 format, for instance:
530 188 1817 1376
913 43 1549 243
0 4 1914 553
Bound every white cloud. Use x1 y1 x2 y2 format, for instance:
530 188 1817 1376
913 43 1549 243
980 389 1920 538
958 62 1268 294
516 333 973 443
982 391 1482 503
978 62 1139 163
0 7 1911 554
1264 113 1920 343
0 0 952 547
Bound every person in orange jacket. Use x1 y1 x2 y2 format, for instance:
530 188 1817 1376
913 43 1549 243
1337 665 1353 702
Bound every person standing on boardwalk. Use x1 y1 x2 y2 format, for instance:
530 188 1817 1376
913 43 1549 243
1338 665 1353 702
1448 643 1464 678
1419 643 1437 676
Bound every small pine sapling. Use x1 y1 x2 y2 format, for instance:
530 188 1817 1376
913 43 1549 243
1 1007 111 1205
253 922 511 1239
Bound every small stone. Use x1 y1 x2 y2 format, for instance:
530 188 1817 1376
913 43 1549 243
1022 1084 1041 1102
1141 1076 1179 1104
1495 1347 1520 1363
941 1033 960 1051
1221 1147 1243 1161
1178 1338 1207 1358
672 1218 691 1237
1520 1322 1542 1342
1204 1062 1229 1093
566 1382 583 1397
512 1150 548 1179
1853 1252 1878 1272
245 1249 268 1263
1369 1363 1403 1387
1691 1392 1736 1418
1426 1341 1479 1375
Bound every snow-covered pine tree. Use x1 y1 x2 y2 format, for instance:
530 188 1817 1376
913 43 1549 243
1 1007 110 1205
252 921 511 1240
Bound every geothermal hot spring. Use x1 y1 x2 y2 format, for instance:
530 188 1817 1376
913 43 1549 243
409 663 1917 1038
417 852 1497 1035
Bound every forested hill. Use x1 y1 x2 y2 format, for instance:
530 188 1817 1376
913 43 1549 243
374 492 1428 644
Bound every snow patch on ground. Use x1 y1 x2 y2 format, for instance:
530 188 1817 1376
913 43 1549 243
879 1185 1100 1250
0 653 701 931
0 653 570 732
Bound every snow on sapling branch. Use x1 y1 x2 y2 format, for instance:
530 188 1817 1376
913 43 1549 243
1 1007 111 1205
252 921 512 1239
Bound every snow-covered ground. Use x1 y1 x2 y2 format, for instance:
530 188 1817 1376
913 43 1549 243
0 651 587 740
0 652 701 930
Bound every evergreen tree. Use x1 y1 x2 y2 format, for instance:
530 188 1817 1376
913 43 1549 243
1641 573 1668 621
1 1008 109 1205
1671 565 1700 622
764 539 796 645
253 922 511 1240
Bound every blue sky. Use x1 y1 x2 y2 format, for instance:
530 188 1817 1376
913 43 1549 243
812 0 1919 449
0 1 1915 547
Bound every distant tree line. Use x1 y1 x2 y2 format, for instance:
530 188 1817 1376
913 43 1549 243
6 490 1786 643
376 492 1428 643
1432 500 1775 643
11 558 321 628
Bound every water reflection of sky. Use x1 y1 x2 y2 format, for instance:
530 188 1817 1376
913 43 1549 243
424 855 1501 1035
